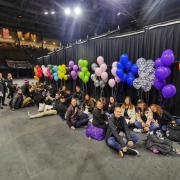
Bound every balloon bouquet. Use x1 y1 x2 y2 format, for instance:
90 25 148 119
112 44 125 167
116 54 138 86
57 64 69 82
133 58 155 99
108 61 120 96
69 60 79 80
154 49 176 99
91 56 108 97
78 59 91 93
34 65 43 80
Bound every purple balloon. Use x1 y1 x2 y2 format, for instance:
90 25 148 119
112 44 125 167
161 49 175 67
155 58 163 68
71 70 77 77
73 65 79 71
69 60 74 68
155 67 170 80
153 78 166 90
162 84 176 99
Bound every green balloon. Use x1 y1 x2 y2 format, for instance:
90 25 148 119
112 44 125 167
83 76 89 83
78 59 84 67
49 65 53 69
86 71 90 77
78 71 84 79
82 67 88 72
83 60 88 67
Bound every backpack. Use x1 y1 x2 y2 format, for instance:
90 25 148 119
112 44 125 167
166 124 180 142
145 134 173 155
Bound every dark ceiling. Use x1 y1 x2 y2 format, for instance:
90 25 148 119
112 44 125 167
0 0 180 44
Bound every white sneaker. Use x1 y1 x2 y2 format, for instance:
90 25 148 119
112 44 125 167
133 128 143 133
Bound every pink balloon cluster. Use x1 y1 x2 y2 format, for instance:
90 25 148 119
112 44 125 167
108 61 121 88
91 56 108 88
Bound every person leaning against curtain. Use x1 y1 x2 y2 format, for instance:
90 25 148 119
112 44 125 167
121 96 136 126
133 99 155 133
65 98 89 130
150 104 176 133
105 106 139 158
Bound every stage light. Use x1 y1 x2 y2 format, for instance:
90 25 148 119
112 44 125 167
44 11 49 15
64 8 71 16
117 12 121 16
51 10 55 15
74 6 82 15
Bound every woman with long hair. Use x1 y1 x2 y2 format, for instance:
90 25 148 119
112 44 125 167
121 96 136 126
150 104 176 132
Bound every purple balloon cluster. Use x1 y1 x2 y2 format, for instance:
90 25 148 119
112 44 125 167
68 60 79 80
154 49 176 99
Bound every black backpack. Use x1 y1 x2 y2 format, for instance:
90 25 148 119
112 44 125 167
166 124 180 142
145 134 173 155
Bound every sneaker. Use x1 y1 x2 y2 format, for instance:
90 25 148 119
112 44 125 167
0 106 3 109
133 128 143 133
118 151 124 158
126 148 140 156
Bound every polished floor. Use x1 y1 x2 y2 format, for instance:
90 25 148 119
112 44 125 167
0 79 180 180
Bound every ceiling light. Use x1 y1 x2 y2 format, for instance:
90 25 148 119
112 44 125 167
74 7 82 15
64 8 71 16
44 11 49 15
51 10 55 15
117 12 121 16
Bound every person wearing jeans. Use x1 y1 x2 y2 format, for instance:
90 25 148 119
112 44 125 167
106 106 139 158
65 98 89 130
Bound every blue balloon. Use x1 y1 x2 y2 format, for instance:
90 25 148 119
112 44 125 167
125 61 132 71
127 76 134 86
121 73 127 82
120 54 129 65
131 64 138 75
53 66 58 72
54 76 59 81
116 69 124 79
53 72 58 77
127 72 134 77
117 62 123 69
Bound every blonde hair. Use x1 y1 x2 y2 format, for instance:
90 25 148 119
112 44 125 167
121 96 134 109
150 104 163 116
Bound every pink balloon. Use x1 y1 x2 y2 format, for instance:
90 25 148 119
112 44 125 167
112 61 117 67
97 56 104 65
95 68 102 77
101 72 108 81
115 76 121 83
108 79 116 88
111 67 117 76
100 63 107 72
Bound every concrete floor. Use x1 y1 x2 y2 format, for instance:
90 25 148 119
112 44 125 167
0 79 179 180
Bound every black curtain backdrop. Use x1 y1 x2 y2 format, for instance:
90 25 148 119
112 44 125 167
37 22 180 116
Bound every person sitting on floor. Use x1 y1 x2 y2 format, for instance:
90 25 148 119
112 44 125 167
59 85 67 97
99 97 108 111
27 93 60 119
92 100 108 130
82 94 96 114
121 96 136 127
85 100 108 141
105 106 139 157
106 96 117 115
133 99 155 133
9 88 23 111
73 85 84 106
6 73 14 99
149 104 176 133
54 95 68 120
63 89 72 107
65 98 89 130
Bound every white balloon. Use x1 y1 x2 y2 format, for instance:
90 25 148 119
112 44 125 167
136 58 146 68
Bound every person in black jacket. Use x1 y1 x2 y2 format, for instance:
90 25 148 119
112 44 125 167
106 96 117 114
82 94 96 114
9 88 23 110
150 104 176 132
106 106 139 157
92 100 108 130
73 85 84 106
6 73 14 99
0 73 7 106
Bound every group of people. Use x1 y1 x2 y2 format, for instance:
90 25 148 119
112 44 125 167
0 72 179 157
